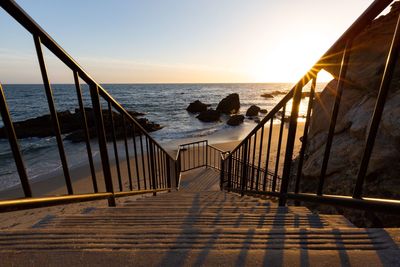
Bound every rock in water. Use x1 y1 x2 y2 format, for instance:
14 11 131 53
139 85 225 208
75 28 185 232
227 115 244 126
260 109 268 114
186 100 210 113
261 93 274 98
216 93 240 114
196 109 221 122
246 105 261 116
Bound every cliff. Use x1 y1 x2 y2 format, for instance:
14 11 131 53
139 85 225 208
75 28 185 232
296 2 400 227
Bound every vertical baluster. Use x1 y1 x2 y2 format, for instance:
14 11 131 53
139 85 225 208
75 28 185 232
205 140 208 167
161 151 166 188
107 102 123 192
145 136 153 189
241 140 249 196
139 134 147 189
157 147 162 188
279 82 304 206
131 125 141 190
149 140 157 195
227 155 232 191
250 132 257 190
166 155 172 189
263 118 274 191
198 143 201 166
354 14 400 199
295 77 316 195
318 40 352 196
0 84 32 197
34 35 73 194
73 72 98 192
256 125 265 191
89 84 115 206
122 117 133 191
272 105 286 192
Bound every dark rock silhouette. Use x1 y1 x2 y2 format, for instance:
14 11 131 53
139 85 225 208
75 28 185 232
186 100 210 113
216 93 240 114
227 115 244 126
246 105 261 116
260 109 268 114
0 107 162 143
261 93 274 98
196 109 221 122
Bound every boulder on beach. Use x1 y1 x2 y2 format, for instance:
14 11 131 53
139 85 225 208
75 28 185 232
246 105 261 116
227 115 244 126
260 93 274 98
216 93 240 114
196 109 221 122
186 100 210 113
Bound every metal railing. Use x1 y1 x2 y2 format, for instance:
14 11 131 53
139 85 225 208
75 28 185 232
0 1 175 212
221 0 400 213
177 140 227 171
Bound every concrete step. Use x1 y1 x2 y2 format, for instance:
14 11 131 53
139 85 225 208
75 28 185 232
0 228 395 251
86 206 311 215
33 213 352 229
2 249 400 267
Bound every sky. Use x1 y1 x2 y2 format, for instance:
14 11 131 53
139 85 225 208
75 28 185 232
0 0 377 84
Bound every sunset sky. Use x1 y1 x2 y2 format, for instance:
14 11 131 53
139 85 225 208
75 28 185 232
0 0 377 84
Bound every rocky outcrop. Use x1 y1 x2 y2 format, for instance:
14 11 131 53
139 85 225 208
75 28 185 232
260 93 274 99
0 108 162 143
196 109 221 122
227 115 244 126
246 105 261 116
216 93 240 114
186 100 210 113
293 2 400 227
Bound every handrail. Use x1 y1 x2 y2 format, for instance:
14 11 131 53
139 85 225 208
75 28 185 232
0 0 175 212
0 0 173 161
221 0 400 214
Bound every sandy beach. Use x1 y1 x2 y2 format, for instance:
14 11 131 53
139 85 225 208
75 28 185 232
0 121 305 229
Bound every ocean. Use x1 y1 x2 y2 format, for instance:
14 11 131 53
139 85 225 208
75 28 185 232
0 83 326 191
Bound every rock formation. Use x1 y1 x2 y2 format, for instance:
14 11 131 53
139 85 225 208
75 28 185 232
186 100 210 113
196 109 221 122
0 108 162 143
216 93 240 114
246 105 261 116
260 93 274 98
227 115 244 126
293 2 400 227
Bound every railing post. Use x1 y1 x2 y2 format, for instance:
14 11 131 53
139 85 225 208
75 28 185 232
240 141 249 196
205 140 208 167
34 35 73 195
278 82 303 207
317 40 352 196
166 156 172 189
353 14 400 199
0 84 32 197
149 141 157 196
227 155 232 192
89 84 115 207
219 157 225 190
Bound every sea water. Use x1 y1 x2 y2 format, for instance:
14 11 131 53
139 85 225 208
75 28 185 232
0 83 326 190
